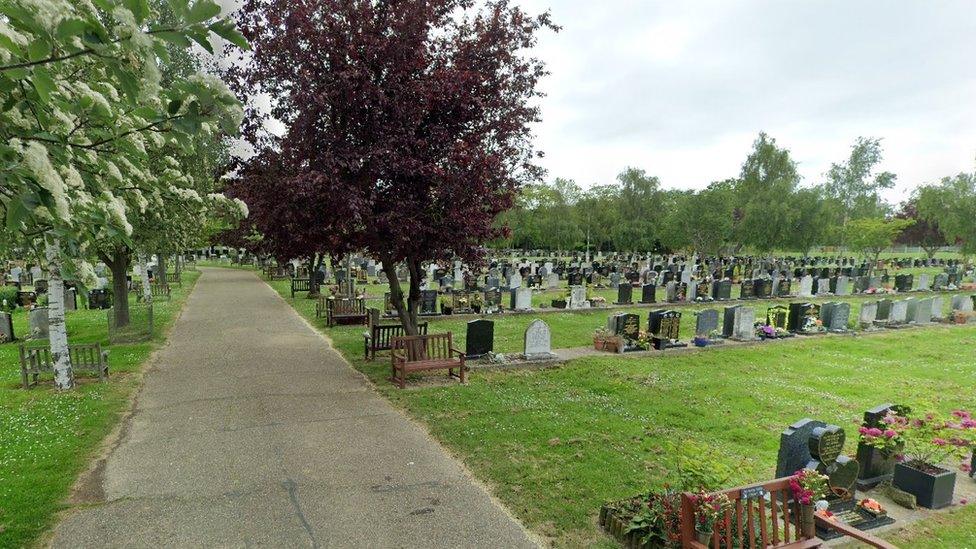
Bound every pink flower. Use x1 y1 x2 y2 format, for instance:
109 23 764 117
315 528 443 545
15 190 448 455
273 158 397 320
884 430 897 438
961 464 973 473
961 498 969 505
859 426 869 435
933 438 948 447
867 427 883 437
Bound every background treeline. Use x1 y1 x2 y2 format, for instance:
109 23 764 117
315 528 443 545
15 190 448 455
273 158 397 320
494 133 976 258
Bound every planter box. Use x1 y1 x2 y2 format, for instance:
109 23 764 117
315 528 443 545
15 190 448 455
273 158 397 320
893 461 956 509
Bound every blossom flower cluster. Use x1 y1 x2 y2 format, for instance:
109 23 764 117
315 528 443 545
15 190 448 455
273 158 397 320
789 469 828 505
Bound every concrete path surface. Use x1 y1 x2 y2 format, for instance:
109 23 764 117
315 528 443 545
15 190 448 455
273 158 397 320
51 268 537 548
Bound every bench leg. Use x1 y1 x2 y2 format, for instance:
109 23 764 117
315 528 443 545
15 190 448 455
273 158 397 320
460 359 466 384
398 365 406 389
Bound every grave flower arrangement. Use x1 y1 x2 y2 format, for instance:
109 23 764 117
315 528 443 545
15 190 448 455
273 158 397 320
892 409 975 508
898 410 973 470
789 468 829 506
790 469 828 538
859 410 910 457
635 330 653 350
690 490 732 539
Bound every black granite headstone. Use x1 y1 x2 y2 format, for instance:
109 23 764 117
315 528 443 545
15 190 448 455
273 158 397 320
465 319 494 359
776 418 827 478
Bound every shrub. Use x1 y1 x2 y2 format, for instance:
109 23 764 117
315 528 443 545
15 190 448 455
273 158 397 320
0 286 18 311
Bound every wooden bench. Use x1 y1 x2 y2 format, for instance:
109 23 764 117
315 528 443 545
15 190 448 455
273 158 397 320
19 343 109 388
390 333 465 389
166 270 182 287
679 477 896 548
364 322 429 360
136 283 171 302
325 298 367 327
291 277 316 298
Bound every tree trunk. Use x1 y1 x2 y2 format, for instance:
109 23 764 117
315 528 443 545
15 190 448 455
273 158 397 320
157 255 168 284
140 255 152 304
381 256 422 335
103 248 132 328
45 238 74 390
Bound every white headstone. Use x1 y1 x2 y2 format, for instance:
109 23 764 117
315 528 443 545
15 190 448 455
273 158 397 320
515 287 533 311
524 319 555 360
798 275 813 298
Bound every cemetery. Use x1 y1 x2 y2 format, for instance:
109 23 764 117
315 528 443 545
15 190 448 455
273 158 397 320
3 1 976 548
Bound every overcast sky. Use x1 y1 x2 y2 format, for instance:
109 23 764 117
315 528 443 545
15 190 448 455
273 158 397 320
516 0 976 203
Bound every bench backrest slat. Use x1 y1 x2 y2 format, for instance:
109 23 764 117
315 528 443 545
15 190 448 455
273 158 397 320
681 477 809 548
391 333 453 362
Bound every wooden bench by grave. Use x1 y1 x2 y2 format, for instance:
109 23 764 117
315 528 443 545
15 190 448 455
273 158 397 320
137 283 171 302
676 477 895 549
19 343 109 388
325 297 367 327
363 322 429 360
290 277 316 298
390 332 465 389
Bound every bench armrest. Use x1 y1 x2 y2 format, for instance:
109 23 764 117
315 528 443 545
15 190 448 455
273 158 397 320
451 348 465 358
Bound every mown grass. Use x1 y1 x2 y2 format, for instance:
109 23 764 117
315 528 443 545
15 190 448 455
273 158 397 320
0 271 200 548
264 272 976 547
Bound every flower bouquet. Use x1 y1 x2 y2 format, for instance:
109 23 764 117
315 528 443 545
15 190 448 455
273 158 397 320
690 490 732 543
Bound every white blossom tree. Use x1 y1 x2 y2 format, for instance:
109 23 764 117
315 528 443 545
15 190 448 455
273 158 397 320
0 0 248 389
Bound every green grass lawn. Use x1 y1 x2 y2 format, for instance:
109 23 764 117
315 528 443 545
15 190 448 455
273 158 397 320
0 270 200 547
265 273 976 547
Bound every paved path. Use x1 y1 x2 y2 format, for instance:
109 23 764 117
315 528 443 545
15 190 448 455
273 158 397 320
51 268 536 548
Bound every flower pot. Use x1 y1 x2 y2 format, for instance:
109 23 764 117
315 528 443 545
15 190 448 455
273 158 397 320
799 504 816 538
696 529 713 545
693 337 708 348
893 461 957 509
593 338 606 351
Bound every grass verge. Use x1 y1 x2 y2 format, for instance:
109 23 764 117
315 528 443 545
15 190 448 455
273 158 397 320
0 270 200 547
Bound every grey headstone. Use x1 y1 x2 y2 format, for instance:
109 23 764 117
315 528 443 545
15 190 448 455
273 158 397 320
732 307 756 341
524 319 555 360
695 309 719 337
859 301 878 328
28 307 49 339
776 418 828 479
0 311 13 342
798 275 814 298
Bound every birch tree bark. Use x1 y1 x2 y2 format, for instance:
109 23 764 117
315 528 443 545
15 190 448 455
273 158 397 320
140 255 153 304
45 238 74 390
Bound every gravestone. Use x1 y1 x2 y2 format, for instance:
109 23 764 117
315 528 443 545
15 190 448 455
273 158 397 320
824 302 850 332
816 278 831 295
875 299 892 323
835 276 850 296
889 299 909 325
776 418 828 478
912 298 933 325
787 302 821 333
859 301 878 329
568 286 588 309
766 305 789 331
952 294 974 313
648 310 686 350
917 273 930 291
547 273 560 289
616 283 633 305
739 280 755 300
713 280 732 301
776 278 791 297
798 275 814 298
930 296 944 321
722 305 740 338
731 307 756 341
695 309 719 337
0 311 13 342
807 424 860 499
615 313 641 350
686 280 698 301
934 273 948 290
465 319 494 359
508 271 522 289
513 287 533 311
856 403 910 490
64 288 77 311
420 290 439 315
28 307 49 339
523 319 555 360
640 283 656 304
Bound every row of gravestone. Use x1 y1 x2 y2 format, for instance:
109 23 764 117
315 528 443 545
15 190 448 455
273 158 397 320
0 290 85 343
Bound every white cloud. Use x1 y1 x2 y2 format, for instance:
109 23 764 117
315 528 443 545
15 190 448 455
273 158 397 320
520 0 976 203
